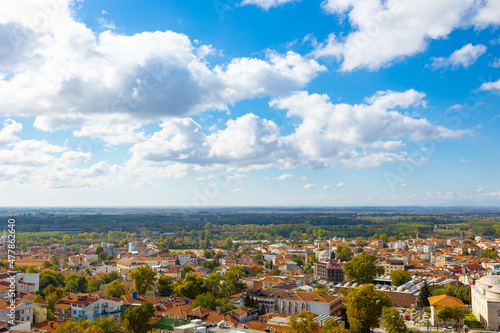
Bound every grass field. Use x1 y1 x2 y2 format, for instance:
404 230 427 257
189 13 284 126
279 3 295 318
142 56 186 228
153 317 190 330
464 311 484 329
169 249 194 253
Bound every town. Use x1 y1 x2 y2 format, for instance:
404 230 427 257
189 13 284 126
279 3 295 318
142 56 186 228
2 209 500 333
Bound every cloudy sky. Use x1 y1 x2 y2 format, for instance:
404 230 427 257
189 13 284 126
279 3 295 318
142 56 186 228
0 0 499 206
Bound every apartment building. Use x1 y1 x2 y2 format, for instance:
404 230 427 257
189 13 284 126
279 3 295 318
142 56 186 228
314 259 345 284
54 294 123 322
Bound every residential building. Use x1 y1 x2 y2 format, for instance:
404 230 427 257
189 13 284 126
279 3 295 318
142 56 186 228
314 259 344 284
54 294 123 322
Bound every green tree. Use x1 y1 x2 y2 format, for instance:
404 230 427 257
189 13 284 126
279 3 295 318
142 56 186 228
204 232 211 249
65 273 87 293
86 278 101 293
104 280 126 298
95 246 104 255
173 273 207 299
343 252 384 284
345 284 392 333
417 281 431 308
223 237 233 249
93 317 124 333
482 248 498 258
335 245 353 262
389 270 412 287
129 265 157 296
435 305 465 330
101 271 119 284
193 291 221 310
181 266 195 279
122 302 155 333
381 307 407 333
157 275 174 297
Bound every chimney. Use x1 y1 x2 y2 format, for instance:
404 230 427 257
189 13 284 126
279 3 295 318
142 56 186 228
216 307 221 314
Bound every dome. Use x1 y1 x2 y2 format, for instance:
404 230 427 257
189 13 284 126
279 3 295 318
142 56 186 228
478 275 500 287
489 285 500 294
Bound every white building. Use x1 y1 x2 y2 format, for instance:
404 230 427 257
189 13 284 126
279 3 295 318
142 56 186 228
422 245 437 253
278 292 341 317
0 298 34 324
472 275 500 330
178 254 198 267
55 294 122 322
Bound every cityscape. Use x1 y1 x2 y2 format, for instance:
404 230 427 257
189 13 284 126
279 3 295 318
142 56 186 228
1 0 500 332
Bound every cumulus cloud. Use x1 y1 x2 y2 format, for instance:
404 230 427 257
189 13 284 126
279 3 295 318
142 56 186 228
275 173 292 180
336 182 344 188
128 89 467 171
480 79 500 92
0 119 22 148
314 0 498 71
0 0 325 144
240 0 298 10
430 44 486 70
271 89 468 168
323 185 331 190
304 183 315 189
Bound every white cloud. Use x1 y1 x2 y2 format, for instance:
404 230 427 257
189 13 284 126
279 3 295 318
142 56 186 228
480 79 500 92
460 158 470 163
0 136 123 189
97 17 116 30
271 89 467 168
336 182 344 188
304 183 315 189
233 188 244 192
275 173 292 180
301 176 307 180
323 185 331 190
129 89 467 171
400 183 407 188
0 0 325 144
240 0 298 10
0 119 22 148
490 58 500 68
472 0 500 28
430 44 486 70
476 187 483 193
314 0 499 71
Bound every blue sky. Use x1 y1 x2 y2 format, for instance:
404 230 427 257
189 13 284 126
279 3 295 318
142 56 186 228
0 0 499 206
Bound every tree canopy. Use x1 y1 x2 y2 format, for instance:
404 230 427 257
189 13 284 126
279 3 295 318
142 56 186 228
345 284 392 333
389 270 412 287
129 265 156 296
343 252 384 284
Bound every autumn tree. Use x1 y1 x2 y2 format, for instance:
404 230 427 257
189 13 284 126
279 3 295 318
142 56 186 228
335 245 353 262
285 310 320 333
343 252 384 284
129 265 156 296
345 285 392 333
381 307 407 333
122 302 155 333
322 321 350 333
